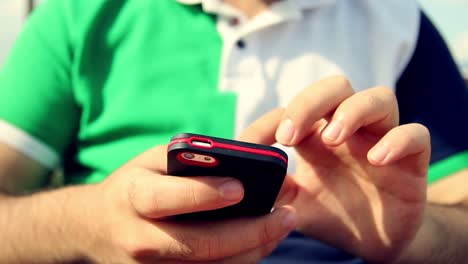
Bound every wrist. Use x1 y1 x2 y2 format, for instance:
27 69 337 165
0 185 110 263
391 203 444 264
50 183 118 262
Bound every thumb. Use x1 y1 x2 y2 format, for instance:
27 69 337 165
238 108 284 144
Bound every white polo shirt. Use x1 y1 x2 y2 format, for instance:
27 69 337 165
180 0 420 137
177 0 420 172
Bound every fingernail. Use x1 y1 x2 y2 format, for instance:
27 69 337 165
323 121 343 142
281 209 297 229
276 119 295 145
219 180 244 201
369 145 390 163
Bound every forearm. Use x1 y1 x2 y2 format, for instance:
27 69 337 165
396 200 468 263
0 185 112 263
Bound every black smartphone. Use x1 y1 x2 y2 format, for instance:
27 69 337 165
167 133 288 220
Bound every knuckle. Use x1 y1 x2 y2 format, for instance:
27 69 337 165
172 240 197 259
190 231 236 260
127 177 138 208
136 187 165 217
123 168 144 210
329 75 352 89
125 168 160 215
168 233 198 259
406 123 431 143
372 86 397 105
415 123 430 137
121 232 197 261
384 88 397 105
258 222 275 245
374 85 393 94
395 126 416 145
185 182 201 208
203 232 224 259
144 185 161 215
393 125 420 147
122 167 147 191
361 92 383 109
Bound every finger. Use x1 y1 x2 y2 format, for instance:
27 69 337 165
321 86 399 146
121 145 168 174
276 76 354 146
128 168 244 218
152 206 297 261
238 108 284 145
367 123 431 168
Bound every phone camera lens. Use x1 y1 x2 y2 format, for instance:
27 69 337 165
183 153 195 160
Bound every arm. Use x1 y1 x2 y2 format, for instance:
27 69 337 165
396 170 468 263
0 143 296 263
0 1 92 260
0 144 50 194
241 74 466 263
393 11 468 263
0 143 109 263
1 1 297 262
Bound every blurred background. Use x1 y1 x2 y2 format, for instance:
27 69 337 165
0 0 39 63
0 0 467 78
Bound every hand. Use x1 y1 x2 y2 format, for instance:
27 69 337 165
85 145 297 263
239 76 430 262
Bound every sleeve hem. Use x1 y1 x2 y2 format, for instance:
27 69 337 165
428 150 468 184
0 120 59 169
395 6 421 83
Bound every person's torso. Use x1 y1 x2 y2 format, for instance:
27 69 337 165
63 0 419 186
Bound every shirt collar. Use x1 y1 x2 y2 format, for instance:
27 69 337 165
176 0 336 11
176 0 336 34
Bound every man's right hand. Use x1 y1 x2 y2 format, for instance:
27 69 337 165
73 145 297 263
0 143 296 264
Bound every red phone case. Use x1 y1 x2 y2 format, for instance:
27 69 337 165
167 133 288 220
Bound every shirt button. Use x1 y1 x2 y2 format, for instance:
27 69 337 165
229 17 240 26
236 39 246 49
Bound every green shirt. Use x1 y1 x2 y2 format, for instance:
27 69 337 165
0 0 236 184
0 0 465 185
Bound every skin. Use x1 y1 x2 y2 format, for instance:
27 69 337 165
0 143 297 263
1 76 467 263
0 1 466 263
239 76 468 263
224 1 468 261
223 0 279 18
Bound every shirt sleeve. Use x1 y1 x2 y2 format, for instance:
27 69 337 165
396 11 468 183
0 0 79 168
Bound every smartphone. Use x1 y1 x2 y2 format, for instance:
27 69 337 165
167 133 288 220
